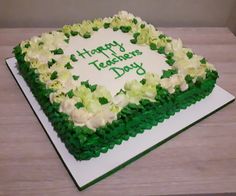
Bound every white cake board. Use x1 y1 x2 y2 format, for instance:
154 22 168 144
5 57 235 190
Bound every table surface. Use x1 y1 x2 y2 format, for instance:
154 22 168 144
0 27 235 196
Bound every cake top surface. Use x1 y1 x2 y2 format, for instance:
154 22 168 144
18 11 216 130
64 28 169 96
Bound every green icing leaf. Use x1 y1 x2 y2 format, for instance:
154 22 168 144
157 46 165 54
130 39 137 44
50 71 58 80
99 97 109 105
48 59 56 68
67 89 74 98
71 31 79 36
64 39 69 43
51 48 64 55
72 75 80 80
186 51 193 59
130 32 140 44
159 34 166 39
70 54 78 62
166 58 175 66
65 33 70 38
104 23 110 29
89 84 97 92
133 32 140 39
150 43 157 50
81 80 97 92
132 18 138 24
120 26 131 33
166 52 174 59
75 102 84 109
65 62 73 69
113 27 119 31
161 69 178 79
83 32 91 39
81 80 90 87
185 75 193 84
92 27 98 31
200 58 207 64
25 42 30 48
140 78 146 85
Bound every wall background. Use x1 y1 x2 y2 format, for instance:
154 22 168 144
0 0 236 34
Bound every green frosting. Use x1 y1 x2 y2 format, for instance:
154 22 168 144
75 102 84 109
64 62 73 69
13 18 219 160
14 44 218 160
186 51 193 59
51 48 64 55
98 97 109 105
161 69 178 79
48 59 56 68
72 75 80 80
50 71 58 80
67 89 74 98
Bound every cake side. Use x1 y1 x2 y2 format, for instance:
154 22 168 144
13 11 218 160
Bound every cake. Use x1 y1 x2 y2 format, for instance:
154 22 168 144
13 11 218 160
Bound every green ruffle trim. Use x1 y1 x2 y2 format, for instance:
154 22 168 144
13 45 218 160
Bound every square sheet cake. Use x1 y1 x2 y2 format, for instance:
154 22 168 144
13 11 218 160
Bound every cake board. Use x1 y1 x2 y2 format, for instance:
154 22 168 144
5 57 235 190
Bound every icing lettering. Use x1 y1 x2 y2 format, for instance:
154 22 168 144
75 40 147 79
109 62 146 79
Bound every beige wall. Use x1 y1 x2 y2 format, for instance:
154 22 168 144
0 0 235 34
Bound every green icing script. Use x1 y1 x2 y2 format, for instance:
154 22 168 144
75 40 146 79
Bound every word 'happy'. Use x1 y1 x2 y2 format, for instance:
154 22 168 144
76 40 125 59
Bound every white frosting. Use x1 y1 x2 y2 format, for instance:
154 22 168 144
113 94 129 107
71 108 92 125
59 98 76 114
63 28 169 96
86 106 117 130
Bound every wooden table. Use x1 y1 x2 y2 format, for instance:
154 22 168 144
0 28 235 195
